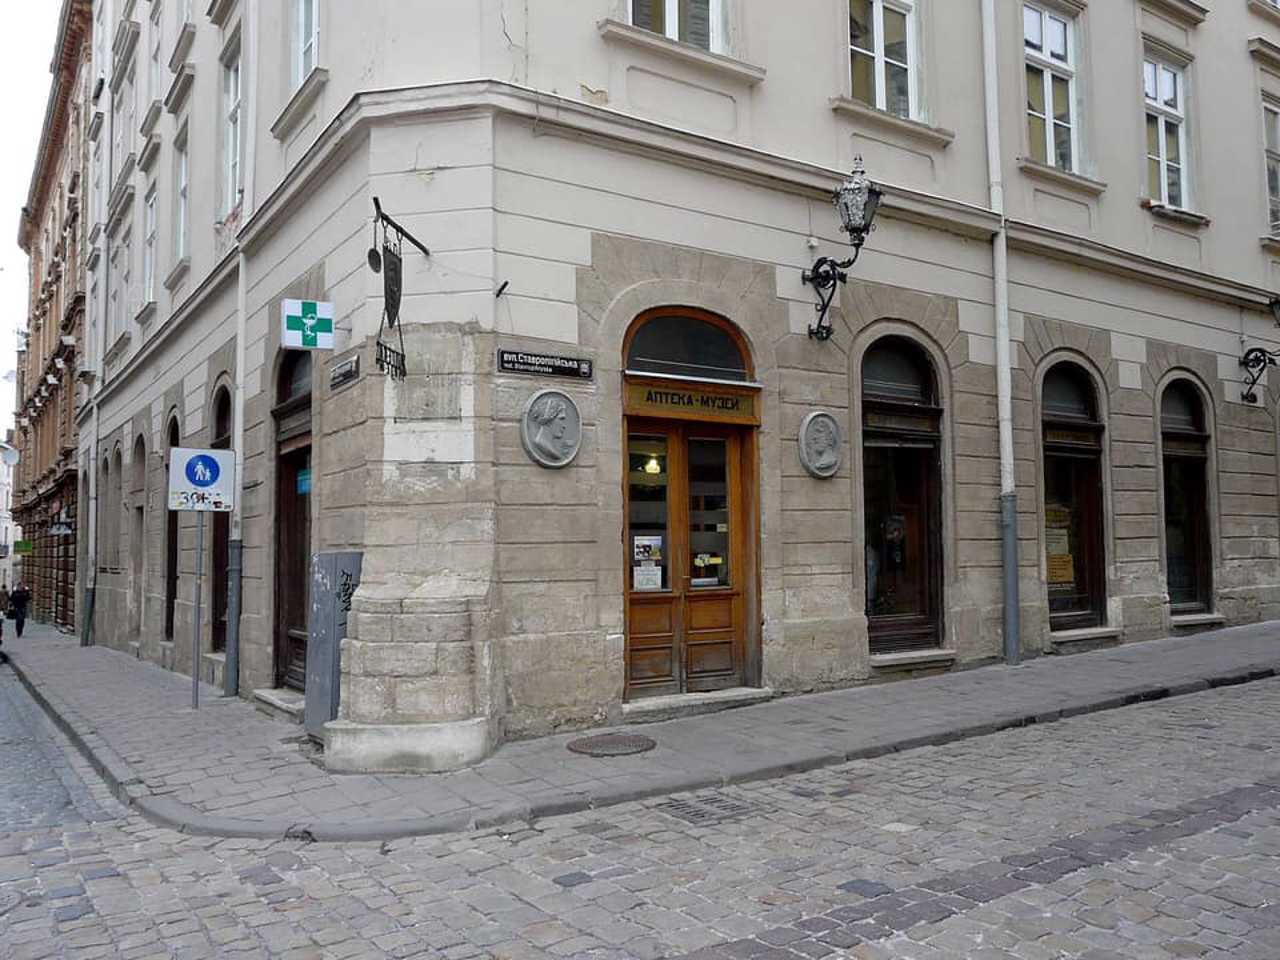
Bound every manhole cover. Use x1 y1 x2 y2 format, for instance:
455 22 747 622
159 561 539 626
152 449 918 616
0 890 21 918
567 733 656 757
655 793 760 825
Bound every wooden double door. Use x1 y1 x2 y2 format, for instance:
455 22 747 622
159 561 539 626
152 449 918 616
625 420 754 699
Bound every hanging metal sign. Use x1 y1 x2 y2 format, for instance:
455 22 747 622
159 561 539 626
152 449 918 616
367 197 427 382
383 244 403 329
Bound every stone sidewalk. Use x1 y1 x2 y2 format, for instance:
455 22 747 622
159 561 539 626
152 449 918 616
4 620 1280 842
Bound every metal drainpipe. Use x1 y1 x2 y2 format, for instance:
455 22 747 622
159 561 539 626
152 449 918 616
981 0 1021 664
224 0 259 697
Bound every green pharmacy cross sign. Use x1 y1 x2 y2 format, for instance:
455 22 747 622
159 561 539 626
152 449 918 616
282 299 335 350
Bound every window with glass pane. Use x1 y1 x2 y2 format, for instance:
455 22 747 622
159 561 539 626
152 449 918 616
688 439 730 588
1024 4 1075 172
631 0 720 52
1144 58 1186 208
629 435 670 592
298 0 318 86
849 0 915 120
1266 105 1280 235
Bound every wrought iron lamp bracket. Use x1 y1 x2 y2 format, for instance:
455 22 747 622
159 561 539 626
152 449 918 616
803 249 862 341
1240 346 1280 404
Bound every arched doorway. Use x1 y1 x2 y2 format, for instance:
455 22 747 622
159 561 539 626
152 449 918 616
861 337 943 653
1160 380 1211 613
164 418 180 641
210 388 232 652
130 435 147 637
274 352 312 691
622 308 760 699
1042 361 1106 630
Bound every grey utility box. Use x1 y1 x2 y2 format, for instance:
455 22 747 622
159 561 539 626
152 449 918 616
305 551 363 739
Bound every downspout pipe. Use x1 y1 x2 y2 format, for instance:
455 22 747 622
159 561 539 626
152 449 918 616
224 0 259 697
981 0 1021 665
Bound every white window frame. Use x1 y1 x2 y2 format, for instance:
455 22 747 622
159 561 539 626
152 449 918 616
111 86 125 172
108 247 122 341
848 0 919 121
143 185 157 302
1023 3 1078 173
222 51 242 215
149 4 163 106
121 231 133 325
297 0 319 87
175 131 189 260
1144 56 1189 209
627 0 727 54
1265 102 1280 236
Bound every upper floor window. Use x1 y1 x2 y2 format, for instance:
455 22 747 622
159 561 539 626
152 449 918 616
1023 3 1075 172
849 0 915 120
1144 57 1187 208
175 130 189 260
149 4 163 105
223 52 242 214
143 185 157 302
297 0 319 86
630 0 724 54
1265 104 1280 236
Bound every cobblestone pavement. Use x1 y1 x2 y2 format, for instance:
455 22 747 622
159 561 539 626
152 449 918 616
7 621 1280 839
4 661 1280 957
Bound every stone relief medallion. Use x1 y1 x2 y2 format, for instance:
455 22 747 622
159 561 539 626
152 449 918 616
798 411 843 479
521 389 583 469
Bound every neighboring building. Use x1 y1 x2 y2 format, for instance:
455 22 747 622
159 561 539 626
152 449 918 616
15 0 91 630
0 439 21 590
79 0 1280 772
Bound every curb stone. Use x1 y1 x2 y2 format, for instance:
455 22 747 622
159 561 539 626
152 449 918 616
5 646 1280 842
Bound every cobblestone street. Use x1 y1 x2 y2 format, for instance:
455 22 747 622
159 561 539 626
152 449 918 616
2 654 1280 959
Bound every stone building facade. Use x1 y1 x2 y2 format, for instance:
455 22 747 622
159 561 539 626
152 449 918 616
72 0 1280 771
15 0 92 629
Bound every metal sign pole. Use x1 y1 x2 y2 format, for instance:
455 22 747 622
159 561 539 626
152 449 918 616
193 511 204 710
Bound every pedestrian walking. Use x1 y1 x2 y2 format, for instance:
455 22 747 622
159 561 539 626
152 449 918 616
10 581 31 638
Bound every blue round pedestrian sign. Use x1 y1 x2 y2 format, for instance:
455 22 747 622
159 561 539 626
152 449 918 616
185 454 220 488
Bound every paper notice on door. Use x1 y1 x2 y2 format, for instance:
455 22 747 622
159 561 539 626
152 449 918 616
1047 553 1075 584
633 563 663 592
1045 527 1070 556
633 535 663 562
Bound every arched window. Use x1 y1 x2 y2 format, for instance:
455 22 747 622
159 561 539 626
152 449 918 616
279 352 313 404
626 311 750 382
100 456 111 571
1041 361 1105 630
863 338 936 405
1161 380 1211 613
861 336 943 653
212 388 232 448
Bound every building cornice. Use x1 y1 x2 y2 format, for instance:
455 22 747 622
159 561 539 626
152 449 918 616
244 81 1271 311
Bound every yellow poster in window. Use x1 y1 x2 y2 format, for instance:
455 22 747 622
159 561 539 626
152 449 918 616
1047 553 1075 584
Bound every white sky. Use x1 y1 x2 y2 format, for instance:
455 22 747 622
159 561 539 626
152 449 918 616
0 7 62 440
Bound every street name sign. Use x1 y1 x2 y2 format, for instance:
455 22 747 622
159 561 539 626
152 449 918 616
283 299 335 350
168 448 236 512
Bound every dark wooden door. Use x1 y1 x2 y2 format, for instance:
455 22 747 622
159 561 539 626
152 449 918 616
275 444 311 690
164 509 178 640
625 421 748 699
864 442 942 652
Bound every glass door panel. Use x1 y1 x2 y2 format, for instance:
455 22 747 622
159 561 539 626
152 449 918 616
628 435 671 593
1044 454 1103 627
1164 456 1208 611
864 446 929 619
688 438 730 589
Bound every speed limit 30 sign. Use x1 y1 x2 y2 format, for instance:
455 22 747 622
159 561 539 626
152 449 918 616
168 448 236 512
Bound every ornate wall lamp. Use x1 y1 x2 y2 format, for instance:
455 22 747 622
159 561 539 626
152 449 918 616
803 157 883 341
1238 298 1280 404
